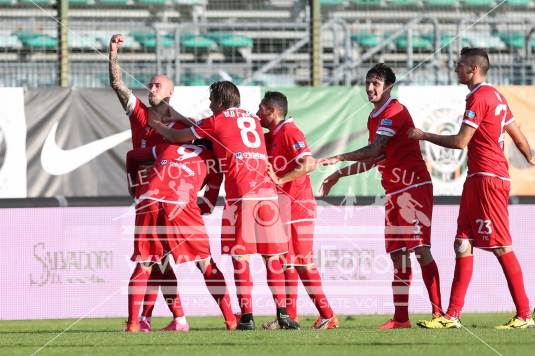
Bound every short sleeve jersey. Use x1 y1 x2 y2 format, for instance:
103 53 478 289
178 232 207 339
191 107 276 200
137 144 212 204
265 118 314 201
126 94 187 149
368 97 431 194
461 83 514 179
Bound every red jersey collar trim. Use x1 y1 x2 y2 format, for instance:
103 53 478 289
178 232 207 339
272 118 294 135
371 96 393 118
466 82 490 100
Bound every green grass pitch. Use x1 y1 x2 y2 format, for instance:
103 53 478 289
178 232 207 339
1 314 534 356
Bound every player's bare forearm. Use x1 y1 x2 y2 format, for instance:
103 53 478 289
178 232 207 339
506 121 533 164
337 135 390 162
338 157 376 177
152 122 195 143
276 155 316 185
420 132 465 149
410 125 475 149
109 50 131 110
318 135 391 166
167 107 196 128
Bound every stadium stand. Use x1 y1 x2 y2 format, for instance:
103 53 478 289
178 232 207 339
0 0 533 87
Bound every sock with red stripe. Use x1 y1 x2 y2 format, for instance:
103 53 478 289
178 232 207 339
159 263 184 317
392 267 412 323
128 264 151 324
200 260 235 323
232 258 253 315
420 260 442 315
284 267 299 320
265 258 286 309
297 266 334 319
497 251 531 320
446 255 473 319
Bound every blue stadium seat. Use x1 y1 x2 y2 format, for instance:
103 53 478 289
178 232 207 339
351 33 381 48
424 0 457 6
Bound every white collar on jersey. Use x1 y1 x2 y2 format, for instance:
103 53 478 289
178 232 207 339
272 117 294 135
466 82 490 100
371 96 393 118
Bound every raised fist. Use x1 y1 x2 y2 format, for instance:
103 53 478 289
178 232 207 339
109 34 124 52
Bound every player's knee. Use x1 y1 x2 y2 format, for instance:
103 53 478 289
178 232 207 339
454 239 472 256
492 246 512 257
414 246 433 265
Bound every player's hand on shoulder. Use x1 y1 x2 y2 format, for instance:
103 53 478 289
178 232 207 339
407 128 424 140
109 34 124 52
319 172 340 197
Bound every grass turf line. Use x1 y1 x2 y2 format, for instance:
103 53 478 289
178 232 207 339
0 313 534 356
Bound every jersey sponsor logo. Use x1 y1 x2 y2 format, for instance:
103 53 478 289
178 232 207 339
41 121 131 175
234 151 267 160
380 118 392 126
160 159 168 166
465 110 476 119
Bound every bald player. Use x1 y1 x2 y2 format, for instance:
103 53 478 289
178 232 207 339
110 33 191 332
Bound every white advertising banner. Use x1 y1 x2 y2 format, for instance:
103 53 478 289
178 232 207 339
0 88 26 198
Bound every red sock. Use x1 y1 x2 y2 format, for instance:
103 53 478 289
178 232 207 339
232 258 253 314
265 258 286 309
420 260 442 315
297 266 334 319
446 255 473 319
128 264 151 324
392 267 412 322
201 260 235 323
141 267 161 318
497 251 531 320
285 267 299 320
159 263 184 317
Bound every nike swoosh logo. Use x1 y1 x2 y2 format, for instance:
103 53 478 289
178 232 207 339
41 121 131 175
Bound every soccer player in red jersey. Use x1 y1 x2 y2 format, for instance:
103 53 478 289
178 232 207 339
109 34 193 332
149 81 300 330
319 64 443 329
257 91 339 330
409 48 535 329
125 141 236 332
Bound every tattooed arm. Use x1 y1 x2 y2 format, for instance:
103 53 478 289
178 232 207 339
109 34 132 110
318 134 391 166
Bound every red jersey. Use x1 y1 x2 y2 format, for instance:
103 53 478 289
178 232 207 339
130 143 214 204
126 94 187 148
368 97 431 194
265 118 314 202
191 107 276 200
462 83 514 180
